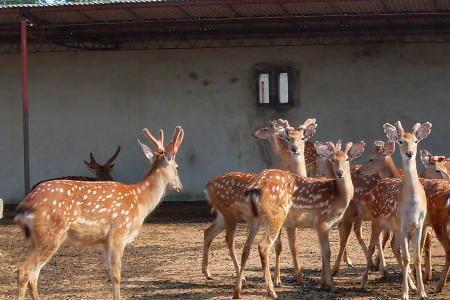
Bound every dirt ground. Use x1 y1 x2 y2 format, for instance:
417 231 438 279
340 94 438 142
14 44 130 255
1 217 449 300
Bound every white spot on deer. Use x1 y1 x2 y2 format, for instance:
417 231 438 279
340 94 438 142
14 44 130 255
112 213 118 218
106 194 112 199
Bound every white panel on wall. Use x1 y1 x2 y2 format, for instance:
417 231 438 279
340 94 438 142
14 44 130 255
258 73 270 103
279 72 289 104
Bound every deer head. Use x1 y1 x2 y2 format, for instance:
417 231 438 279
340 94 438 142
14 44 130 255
84 146 121 180
315 140 365 179
253 119 292 140
357 140 396 176
383 121 432 161
420 149 450 180
138 126 185 191
278 118 317 156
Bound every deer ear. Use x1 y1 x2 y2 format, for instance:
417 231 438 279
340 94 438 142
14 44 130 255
303 123 317 140
138 139 154 160
415 122 432 141
383 141 396 156
348 141 366 160
383 123 400 141
420 149 432 166
314 141 333 160
437 156 446 163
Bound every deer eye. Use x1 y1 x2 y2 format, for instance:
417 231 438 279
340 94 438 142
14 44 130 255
436 170 441 173
415 140 418 143
301 137 305 140
398 140 403 144
346 158 349 161
369 158 374 162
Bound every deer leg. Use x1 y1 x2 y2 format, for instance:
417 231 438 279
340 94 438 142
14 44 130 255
400 232 412 300
374 230 390 271
432 222 450 293
18 231 65 300
390 232 417 292
376 229 387 278
422 229 432 283
286 227 303 284
259 226 282 299
412 225 427 300
107 235 125 300
361 221 379 290
317 225 333 290
274 231 283 287
354 217 371 267
224 216 240 279
233 221 259 299
333 218 353 276
202 212 226 280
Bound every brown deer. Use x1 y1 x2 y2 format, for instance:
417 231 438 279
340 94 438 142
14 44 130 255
31 146 121 190
15 126 184 300
420 149 450 181
202 118 317 280
232 141 365 299
332 140 401 275
361 121 431 300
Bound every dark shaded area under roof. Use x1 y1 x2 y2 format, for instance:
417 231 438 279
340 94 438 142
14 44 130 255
1 0 450 53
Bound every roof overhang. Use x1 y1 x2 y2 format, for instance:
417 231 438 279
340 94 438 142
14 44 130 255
1 0 450 52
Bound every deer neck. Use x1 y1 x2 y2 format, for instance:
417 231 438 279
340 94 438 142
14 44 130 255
335 173 354 205
383 156 402 179
271 136 307 176
133 165 168 223
401 156 421 191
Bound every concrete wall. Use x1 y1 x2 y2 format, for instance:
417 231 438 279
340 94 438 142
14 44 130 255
1 43 449 203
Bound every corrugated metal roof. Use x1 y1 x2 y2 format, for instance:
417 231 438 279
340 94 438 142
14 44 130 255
0 0 186 9
0 0 450 52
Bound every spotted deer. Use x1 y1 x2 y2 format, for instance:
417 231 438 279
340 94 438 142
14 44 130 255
31 146 121 190
332 140 402 275
419 149 450 287
15 126 184 300
360 121 431 300
232 141 365 299
202 118 317 280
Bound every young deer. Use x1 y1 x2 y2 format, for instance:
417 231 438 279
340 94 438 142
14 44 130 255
31 146 121 190
202 118 317 280
232 141 365 299
361 121 431 300
15 126 184 300
332 140 402 274
420 149 450 181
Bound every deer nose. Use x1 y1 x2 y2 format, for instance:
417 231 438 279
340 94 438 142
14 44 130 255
336 170 344 178
290 146 299 153
405 151 413 158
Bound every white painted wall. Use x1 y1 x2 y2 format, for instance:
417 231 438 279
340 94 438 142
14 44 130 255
1 44 449 203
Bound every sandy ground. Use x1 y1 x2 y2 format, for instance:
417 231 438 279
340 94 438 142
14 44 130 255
1 218 449 300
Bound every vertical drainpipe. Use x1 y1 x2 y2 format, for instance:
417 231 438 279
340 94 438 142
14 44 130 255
20 14 30 195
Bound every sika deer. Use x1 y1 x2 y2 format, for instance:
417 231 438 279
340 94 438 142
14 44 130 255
232 141 364 299
31 146 121 190
332 140 401 274
420 149 450 181
202 118 317 280
361 121 431 300
15 126 184 300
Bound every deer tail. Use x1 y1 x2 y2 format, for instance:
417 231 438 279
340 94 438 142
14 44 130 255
245 188 261 217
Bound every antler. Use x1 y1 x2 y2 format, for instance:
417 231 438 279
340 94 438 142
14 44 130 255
165 126 185 159
106 146 121 166
411 122 422 134
298 118 317 130
395 121 405 135
143 128 164 152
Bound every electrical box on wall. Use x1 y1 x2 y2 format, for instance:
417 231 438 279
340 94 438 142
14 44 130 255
254 66 297 107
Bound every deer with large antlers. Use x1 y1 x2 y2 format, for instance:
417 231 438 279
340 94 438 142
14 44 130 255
202 118 317 281
360 121 431 300
31 146 121 190
15 126 184 300
232 141 365 299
